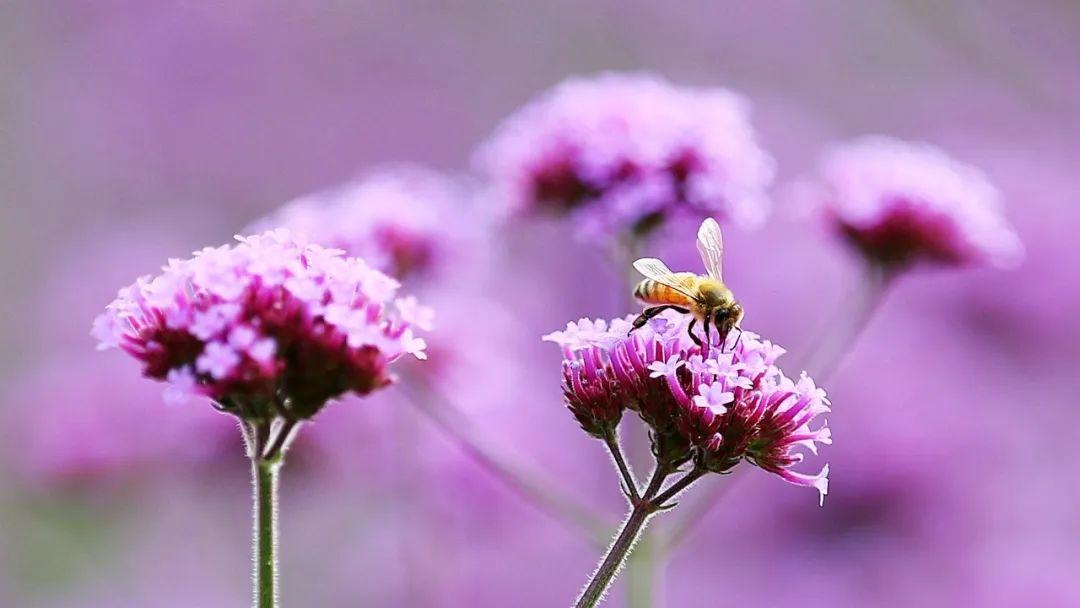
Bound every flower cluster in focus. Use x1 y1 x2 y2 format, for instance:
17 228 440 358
92 230 431 419
475 72 775 241
806 136 1023 269
248 165 481 283
544 312 830 503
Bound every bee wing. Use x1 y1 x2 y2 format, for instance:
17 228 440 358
632 258 699 300
696 217 725 281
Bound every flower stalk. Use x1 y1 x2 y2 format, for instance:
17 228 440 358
575 464 670 608
603 430 640 501
575 461 706 608
253 456 280 608
244 417 299 608
548 312 831 607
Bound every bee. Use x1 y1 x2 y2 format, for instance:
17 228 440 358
630 218 744 348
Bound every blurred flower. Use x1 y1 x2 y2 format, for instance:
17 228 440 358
247 165 485 283
802 136 1023 270
544 311 829 503
92 229 430 420
3 354 235 489
475 72 775 241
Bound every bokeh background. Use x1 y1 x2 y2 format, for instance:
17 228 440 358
2 2 1079 607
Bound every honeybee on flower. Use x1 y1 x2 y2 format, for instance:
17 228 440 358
630 218 744 348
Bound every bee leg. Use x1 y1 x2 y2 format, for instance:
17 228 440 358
629 306 670 335
730 327 744 352
701 316 712 352
629 305 689 335
687 318 702 347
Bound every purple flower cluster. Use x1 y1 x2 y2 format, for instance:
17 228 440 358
544 311 830 503
248 165 481 282
92 229 431 419
807 136 1023 269
475 72 775 240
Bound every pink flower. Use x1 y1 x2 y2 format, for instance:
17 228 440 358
93 229 431 420
3 354 235 488
248 165 483 283
545 311 830 503
475 72 775 241
805 136 1023 269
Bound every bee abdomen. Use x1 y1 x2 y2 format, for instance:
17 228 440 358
634 279 694 306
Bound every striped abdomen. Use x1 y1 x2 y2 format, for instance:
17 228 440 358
633 273 698 306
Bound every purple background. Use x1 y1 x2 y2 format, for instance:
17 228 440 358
2 2 1078 607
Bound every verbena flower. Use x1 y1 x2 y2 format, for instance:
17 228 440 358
475 72 775 240
806 136 1023 269
92 229 431 420
247 165 481 283
544 311 830 503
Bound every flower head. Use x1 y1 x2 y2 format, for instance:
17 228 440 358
93 229 431 419
475 72 775 241
545 311 829 503
248 165 482 282
805 136 1023 269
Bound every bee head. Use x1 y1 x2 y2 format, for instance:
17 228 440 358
713 302 744 335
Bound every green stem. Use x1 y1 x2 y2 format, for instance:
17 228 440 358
603 430 640 500
577 505 652 608
651 468 706 508
621 467 707 606
574 465 676 608
253 456 280 608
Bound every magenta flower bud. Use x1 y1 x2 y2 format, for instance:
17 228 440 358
559 358 624 438
92 229 431 420
546 311 830 503
543 319 627 436
805 136 1023 270
476 72 775 241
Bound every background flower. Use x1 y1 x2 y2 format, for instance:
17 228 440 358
474 72 774 241
799 136 1023 269
247 165 487 283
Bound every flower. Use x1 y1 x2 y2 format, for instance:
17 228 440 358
804 136 1023 269
247 165 483 283
475 72 775 241
545 311 830 503
3 354 236 488
92 229 431 420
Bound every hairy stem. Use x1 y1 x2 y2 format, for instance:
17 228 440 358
603 430 640 500
660 470 740 551
576 504 653 608
652 468 707 508
574 465 680 608
253 455 280 608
